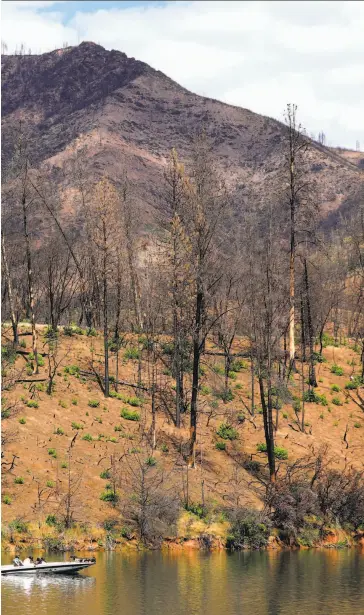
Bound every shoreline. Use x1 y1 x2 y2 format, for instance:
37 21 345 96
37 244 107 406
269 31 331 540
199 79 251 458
2 527 363 554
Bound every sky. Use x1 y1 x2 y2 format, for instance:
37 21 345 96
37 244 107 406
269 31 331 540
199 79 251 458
2 0 364 149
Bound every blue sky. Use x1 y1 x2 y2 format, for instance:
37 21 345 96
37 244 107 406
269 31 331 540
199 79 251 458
39 1 167 23
2 1 364 149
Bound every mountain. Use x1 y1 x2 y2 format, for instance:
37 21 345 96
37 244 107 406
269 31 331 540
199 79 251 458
1 42 363 227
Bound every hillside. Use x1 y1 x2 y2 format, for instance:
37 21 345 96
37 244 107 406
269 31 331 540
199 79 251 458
2 324 364 550
2 42 363 229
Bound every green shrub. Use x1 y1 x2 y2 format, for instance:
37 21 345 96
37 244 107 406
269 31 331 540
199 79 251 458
303 391 328 405
331 384 341 393
9 519 28 533
82 433 93 442
226 508 271 550
215 441 226 451
54 427 64 436
19 417 26 425
331 364 344 376
282 412 288 419
100 470 111 479
61 462 68 469
257 443 288 460
100 490 119 503
161 443 169 453
107 437 118 443
235 383 243 390
124 347 140 361
332 397 343 406
19 339 27 348
313 351 326 363
200 385 211 395
212 364 225 376
120 408 140 421
26 400 38 408
45 514 57 526
36 382 46 392
58 400 68 409
88 399 100 408
28 353 45 367
71 422 83 430
217 423 238 440
71 398 78 406
14 476 24 485
86 327 97 337
2 495 12 505
145 456 157 466
114 425 123 432
230 359 248 372
64 365 80 376
213 388 234 402
185 502 205 518
228 371 237 380
345 376 363 390
48 448 57 458
46 480 55 488
354 422 362 429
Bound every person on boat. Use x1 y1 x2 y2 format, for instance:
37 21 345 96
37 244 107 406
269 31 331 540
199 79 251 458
22 556 34 566
35 557 46 565
13 556 23 567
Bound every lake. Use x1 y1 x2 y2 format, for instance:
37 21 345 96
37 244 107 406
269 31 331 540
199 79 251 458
2 549 364 615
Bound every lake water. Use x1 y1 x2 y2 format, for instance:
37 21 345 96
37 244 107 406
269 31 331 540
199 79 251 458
2 549 364 615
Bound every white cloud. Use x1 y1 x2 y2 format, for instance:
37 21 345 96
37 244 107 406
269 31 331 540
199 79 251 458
2 0 363 148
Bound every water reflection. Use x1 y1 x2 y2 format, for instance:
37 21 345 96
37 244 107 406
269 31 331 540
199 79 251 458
2 549 363 615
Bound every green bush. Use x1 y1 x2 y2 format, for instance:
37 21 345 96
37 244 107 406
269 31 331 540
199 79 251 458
71 422 83 430
332 397 343 406
303 390 328 406
46 480 55 488
19 339 27 348
95 416 102 424
19 417 26 425
217 423 238 440
88 399 100 408
200 385 211 395
256 443 288 460
124 347 140 361
82 433 93 442
36 382 46 392
45 514 57 526
331 364 344 376
354 422 362 429
3 495 12 505
145 456 157 466
61 462 68 469
48 448 57 458
331 384 341 393
9 519 28 533
54 427 64 436
185 502 206 518
226 507 271 550
345 376 363 390
215 441 226 451
100 470 111 479
64 365 80 376
120 408 140 421
107 437 118 443
58 400 68 409
26 400 38 408
230 359 248 372
313 351 326 363
87 327 97 337
114 425 123 432
100 490 119 503
228 371 237 380
161 443 169 453
212 364 225 376
235 383 243 390
14 476 24 485
71 398 78 406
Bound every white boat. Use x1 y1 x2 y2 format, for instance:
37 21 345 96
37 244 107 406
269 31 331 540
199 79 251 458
1 558 96 575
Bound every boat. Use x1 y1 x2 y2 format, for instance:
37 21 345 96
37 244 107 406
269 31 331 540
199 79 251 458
1 557 96 576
